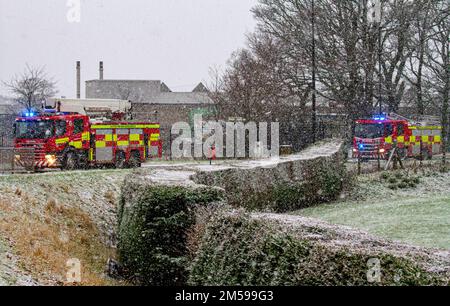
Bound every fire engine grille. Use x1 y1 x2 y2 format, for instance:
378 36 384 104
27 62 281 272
16 144 46 161
14 145 46 171
358 143 378 153
355 138 382 159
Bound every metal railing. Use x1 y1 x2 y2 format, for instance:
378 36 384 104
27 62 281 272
0 147 35 173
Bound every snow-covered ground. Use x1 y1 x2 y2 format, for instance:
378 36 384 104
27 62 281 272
296 170 450 250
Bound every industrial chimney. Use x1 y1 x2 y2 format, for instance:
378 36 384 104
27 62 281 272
76 61 81 99
99 61 104 80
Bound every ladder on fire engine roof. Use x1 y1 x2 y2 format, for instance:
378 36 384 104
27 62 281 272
388 113 441 127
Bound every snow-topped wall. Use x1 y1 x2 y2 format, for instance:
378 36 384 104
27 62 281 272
192 139 347 212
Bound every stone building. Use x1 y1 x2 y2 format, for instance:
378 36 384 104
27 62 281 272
85 79 216 125
85 78 216 155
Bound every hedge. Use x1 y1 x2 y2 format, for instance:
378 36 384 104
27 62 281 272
189 213 447 286
117 177 223 286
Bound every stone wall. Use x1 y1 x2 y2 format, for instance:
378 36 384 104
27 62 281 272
192 140 347 212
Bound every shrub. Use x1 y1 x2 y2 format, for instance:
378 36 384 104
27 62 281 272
380 173 390 180
398 182 409 189
395 172 404 179
189 213 446 286
117 180 223 286
388 177 398 184
381 172 421 190
388 184 399 190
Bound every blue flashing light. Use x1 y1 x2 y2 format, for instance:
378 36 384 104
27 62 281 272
21 108 37 117
358 144 364 150
373 115 386 121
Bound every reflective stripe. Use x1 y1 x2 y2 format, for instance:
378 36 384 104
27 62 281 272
434 136 441 143
82 132 90 141
422 136 429 143
56 137 69 145
91 124 160 129
150 133 160 141
397 136 405 143
96 141 106 148
129 134 141 141
70 141 83 149
409 136 420 145
385 136 393 144
105 135 113 142
89 148 94 161
117 141 129 147
410 126 442 130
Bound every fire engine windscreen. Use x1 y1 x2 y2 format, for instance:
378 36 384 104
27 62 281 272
15 120 67 139
355 123 393 139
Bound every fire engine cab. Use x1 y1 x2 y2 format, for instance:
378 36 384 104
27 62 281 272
13 99 162 171
353 114 442 160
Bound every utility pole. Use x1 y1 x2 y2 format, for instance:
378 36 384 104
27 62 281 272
311 0 317 143
374 0 382 115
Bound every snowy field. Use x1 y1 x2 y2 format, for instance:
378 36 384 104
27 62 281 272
295 170 450 250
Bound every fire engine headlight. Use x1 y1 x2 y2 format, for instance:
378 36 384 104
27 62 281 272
379 149 385 153
352 148 357 152
45 154 57 165
14 155 21 161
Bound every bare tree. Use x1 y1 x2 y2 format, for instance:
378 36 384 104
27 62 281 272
2 65 57 111
404 0 435 115
252 0 381 121
207 34 306 124
421 1 450 168
379 0 416 112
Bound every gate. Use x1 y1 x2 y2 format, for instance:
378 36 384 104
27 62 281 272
0 147 36 173
0 114 30 173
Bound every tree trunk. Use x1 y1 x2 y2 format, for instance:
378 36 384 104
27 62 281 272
442 32 450 171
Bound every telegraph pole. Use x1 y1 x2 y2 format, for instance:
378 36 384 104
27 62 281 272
375 0 382 115
311 0 317 143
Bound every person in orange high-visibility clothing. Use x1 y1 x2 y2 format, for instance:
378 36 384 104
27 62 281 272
209 144 216 165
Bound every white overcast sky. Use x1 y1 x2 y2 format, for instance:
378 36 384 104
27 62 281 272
0 0 257 98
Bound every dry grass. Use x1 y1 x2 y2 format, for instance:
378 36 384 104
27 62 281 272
0 194 118 285
104 191 116 205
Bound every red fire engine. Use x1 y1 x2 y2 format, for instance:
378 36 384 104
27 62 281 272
13 99 162 171
353 114 442 160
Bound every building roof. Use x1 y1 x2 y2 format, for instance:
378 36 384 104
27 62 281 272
144 92 214 105
192 82 208 93
85 79 214 105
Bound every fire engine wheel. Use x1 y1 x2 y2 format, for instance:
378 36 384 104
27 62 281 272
63 151 79 171
115 151 127 169
129 151 141 168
